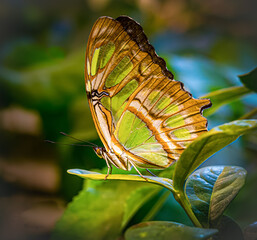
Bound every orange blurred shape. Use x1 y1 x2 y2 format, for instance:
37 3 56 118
0 159 60 193
0 106 42 135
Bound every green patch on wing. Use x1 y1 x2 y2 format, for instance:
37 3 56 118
101 79 138 123
172 128 191 140
132 140 170 168
90 43 115 76
115 110 170 168
112 79 138 121
91 48 100 76
148 90 160 104
145 136 158 143
100 80 138 123
156 96 171 110
134 152 169 168
105 56 133 88
163 104 179 115
165 114 185 128
101 96 111 110
116 111 152 149
99 42 115 69
114 110 169 167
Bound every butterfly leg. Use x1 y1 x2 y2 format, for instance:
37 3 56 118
104 159 112 180
129 160 148 181
146 169 157 177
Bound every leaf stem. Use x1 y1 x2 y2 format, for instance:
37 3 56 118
173 190 202 228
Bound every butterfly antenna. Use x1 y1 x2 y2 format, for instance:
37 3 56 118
59 132 97 147
45 140 94 148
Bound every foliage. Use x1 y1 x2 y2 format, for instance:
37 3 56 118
52 179 161 240
1 7 257 239
239 67 257 93
50 65 256 239
185 166 246 228
53 117 256 239
125 221 218 240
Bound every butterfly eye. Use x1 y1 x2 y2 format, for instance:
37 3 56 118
93 147 103 158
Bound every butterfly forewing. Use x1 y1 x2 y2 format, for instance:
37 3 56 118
85 16 211 170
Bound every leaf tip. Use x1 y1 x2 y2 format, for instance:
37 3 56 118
67 169 82 175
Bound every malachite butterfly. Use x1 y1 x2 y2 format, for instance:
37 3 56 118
85 16 211 178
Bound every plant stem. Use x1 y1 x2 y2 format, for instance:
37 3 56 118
173 190 202 228
142 190 170 222
238 107 257 120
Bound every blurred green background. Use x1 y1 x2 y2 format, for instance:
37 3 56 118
0 0 256 239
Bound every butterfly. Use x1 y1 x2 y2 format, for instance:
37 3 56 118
85 16 211 179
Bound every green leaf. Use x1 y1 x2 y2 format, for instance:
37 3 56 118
68 169 175 192
124 221 218 240
0 51 84 111
185 166 247 228
3 42 65 69
142 191 171 222
122 185 160 229
52 179 161 240
201 86 251 116
239 67 257 92
173 119 257 192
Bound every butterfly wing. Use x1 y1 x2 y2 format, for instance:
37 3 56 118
85 16 211 169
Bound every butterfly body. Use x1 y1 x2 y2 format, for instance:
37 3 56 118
92 146 129 170
85 16 211 177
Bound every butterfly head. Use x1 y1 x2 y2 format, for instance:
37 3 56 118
93 146 104 158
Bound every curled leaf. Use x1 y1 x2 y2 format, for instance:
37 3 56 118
239 67 257 92
201 86 251 116
185 166 247 228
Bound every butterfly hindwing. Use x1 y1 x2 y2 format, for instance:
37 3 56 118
85 16 211 169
